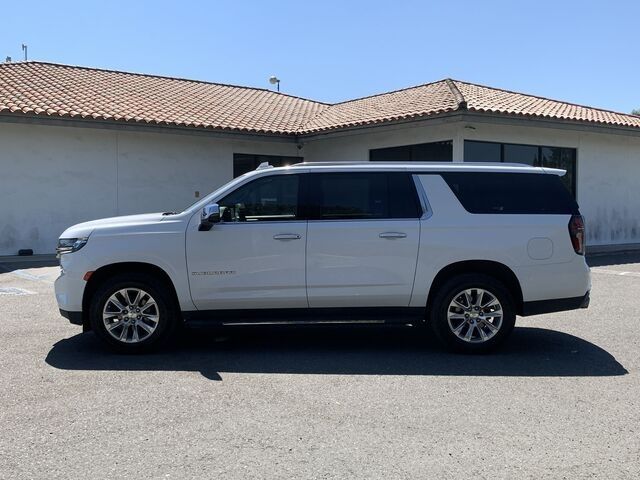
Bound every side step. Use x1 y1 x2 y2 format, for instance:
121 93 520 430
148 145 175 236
182 306 425 327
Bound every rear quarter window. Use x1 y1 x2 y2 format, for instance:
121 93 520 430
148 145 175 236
441 172 579 215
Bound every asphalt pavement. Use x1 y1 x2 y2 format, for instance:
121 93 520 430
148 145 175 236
0 254 638 479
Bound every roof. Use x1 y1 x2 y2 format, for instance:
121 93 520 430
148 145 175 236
0 62 326 135
1 61 639 136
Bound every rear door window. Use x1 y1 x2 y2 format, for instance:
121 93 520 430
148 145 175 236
441 172 579 214
307 172 421 220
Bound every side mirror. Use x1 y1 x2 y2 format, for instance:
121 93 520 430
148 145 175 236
199 203 221 231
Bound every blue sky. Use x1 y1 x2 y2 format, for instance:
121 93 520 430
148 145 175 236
1 0 638 112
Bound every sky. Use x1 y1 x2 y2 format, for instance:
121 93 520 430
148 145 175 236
1 0 638 112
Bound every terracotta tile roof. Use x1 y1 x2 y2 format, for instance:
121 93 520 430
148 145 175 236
0 61 327 135
1 61 639 136
300 79 460 133
453 80 640 130
302 78 640 133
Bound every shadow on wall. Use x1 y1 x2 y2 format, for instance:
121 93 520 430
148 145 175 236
46 325 627 381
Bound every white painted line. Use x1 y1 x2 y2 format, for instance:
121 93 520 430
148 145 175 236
0 287 36 295
3 269 55 284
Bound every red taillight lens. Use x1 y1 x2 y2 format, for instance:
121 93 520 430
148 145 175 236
569 214 585 255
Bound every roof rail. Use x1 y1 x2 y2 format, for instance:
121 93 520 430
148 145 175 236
291 161 371 167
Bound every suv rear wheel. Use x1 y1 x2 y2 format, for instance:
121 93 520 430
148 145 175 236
89 273 178 353
430 273 516 353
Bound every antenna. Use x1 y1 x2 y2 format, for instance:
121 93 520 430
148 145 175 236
269 76 280 92
21 43 27 61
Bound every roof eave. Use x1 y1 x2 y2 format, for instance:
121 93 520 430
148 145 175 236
0 111 300 142
298 109 640 139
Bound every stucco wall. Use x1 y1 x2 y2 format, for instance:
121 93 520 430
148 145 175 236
1 118 639 255
301 121 462 162
0 122 299 255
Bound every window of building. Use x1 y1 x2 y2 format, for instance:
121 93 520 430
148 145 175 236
464 140 577 196
218 174 300 222
369 140 453 162
307 172 421 220
233 153 302 178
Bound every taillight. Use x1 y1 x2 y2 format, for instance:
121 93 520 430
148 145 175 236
569 214 585 255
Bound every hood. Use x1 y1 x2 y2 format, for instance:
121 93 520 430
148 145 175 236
60 213 167 239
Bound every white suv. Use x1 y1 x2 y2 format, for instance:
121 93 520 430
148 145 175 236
55 162 590 353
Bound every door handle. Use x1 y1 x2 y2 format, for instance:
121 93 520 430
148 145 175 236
273 233 301 240
379 232 407 239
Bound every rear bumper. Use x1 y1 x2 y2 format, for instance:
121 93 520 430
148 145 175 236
521 291 590 316
59 309 83 325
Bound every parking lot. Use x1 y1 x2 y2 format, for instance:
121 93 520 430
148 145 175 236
0 254 638 479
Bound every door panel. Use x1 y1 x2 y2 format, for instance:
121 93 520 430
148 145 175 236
186 220 307 310
185 172 307 310
306 219 420 307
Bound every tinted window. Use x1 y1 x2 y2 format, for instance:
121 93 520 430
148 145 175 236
233 153 302 178
370 141 453 162
309 173 420 220
503 144 538 166
218 174 300 221
464 141 501 163
441 172 579 215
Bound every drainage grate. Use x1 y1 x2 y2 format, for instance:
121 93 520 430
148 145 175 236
0 287 36 296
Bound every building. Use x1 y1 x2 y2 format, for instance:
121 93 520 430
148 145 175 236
1 61 639 256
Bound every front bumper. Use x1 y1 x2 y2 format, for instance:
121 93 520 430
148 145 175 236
54 265 86 313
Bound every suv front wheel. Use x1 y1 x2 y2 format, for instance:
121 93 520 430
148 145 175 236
430 273 516 353
89 273 179 353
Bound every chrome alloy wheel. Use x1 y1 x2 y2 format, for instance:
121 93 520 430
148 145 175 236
102 288 159 343
447 288 503 343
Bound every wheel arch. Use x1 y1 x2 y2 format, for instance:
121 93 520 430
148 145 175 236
81 262 180 330
426 260 524 316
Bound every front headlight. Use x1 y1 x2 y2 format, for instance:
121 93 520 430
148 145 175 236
56 237 89 256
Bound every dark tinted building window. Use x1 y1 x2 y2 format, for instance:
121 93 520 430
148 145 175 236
464 141 501 163
442 172 579 215
233 153 302 178
218 174 300 222
370 141 453 162
308 173 420 220
464 140 577 196
503 144 539 166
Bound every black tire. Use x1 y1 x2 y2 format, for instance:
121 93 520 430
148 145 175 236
429 273 516 354
89 272 179 353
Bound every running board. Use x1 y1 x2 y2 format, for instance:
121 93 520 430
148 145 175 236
221 319 387 326
182 306 424 327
